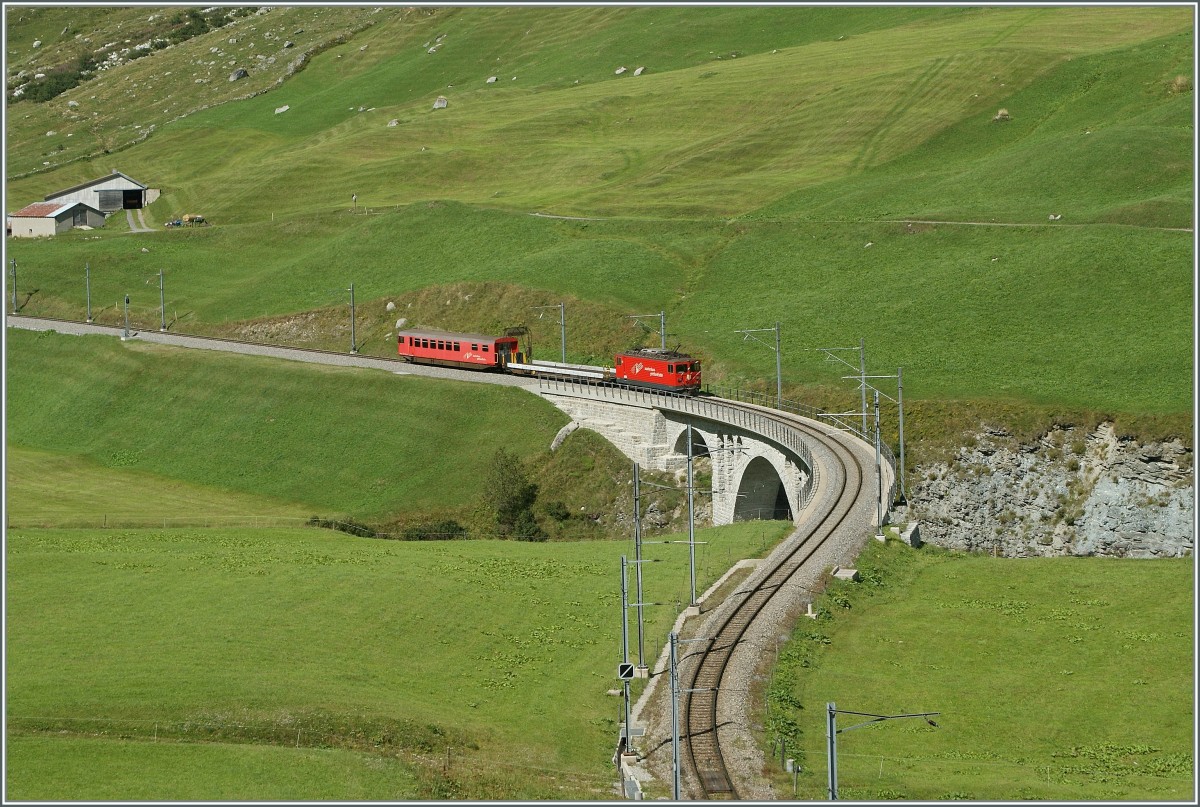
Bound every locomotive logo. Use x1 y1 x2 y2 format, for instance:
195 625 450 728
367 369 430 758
632 362 644 374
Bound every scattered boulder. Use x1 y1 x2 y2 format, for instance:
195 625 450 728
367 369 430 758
45 130 56 137
67 100 79 108
614 66 627 75
387 119 399 127
141 247 150 253
432 95 447 109
633 66 645 76
486 75 497 83
396 318 407 329
386 301 396 312
1048 213 1062 221
274 104 289 114
283 40 294 48
229 67 248 82
993 108 1011 122
32 40 41 48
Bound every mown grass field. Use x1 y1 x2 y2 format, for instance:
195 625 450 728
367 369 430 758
5 521 793 800
756 539 1194 802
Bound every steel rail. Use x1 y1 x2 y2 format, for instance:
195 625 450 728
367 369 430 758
679 403 865 799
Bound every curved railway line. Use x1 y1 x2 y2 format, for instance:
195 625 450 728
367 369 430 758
679 404 867 799
11 314 882 799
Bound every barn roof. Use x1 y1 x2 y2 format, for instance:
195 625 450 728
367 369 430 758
44 170 147 200
11 200 101 218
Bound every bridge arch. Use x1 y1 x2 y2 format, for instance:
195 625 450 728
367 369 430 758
673 426 711 457
733 455 793 522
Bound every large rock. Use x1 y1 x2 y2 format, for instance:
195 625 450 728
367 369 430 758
229 68 248 82
896 422 1193 558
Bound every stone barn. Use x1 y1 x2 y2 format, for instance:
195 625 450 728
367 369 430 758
8 201 105 238
44 170 159 213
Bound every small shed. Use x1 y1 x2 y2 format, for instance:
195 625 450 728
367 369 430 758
8 201 105 238
44 170 158 212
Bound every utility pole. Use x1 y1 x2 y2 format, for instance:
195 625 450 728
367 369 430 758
122 294 130 340
734 322 783 408
628 311 667 350
826 703 939 800
686 423 697 607
9 258 16 314
347 283 357 354
620 555 632 754
858 338 867 436
158 269 166 331
897 367 906 504
670 632 681 801
633 462 647 671
874 390 884 537
533 303 567 362
85 263 93 323
558 301 565 362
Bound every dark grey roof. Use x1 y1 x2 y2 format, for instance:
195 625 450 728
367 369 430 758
45 171 147 200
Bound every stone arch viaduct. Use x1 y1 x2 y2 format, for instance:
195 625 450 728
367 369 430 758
538 377 895 529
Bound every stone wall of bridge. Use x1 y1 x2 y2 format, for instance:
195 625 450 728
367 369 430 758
540 391 811 527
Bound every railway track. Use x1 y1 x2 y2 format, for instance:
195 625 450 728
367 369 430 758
13 314 878 798
680 404 867 799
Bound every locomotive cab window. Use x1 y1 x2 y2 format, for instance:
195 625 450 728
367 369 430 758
471 344 478 351
616 357 623 365
668 364 675 373
482 345 489 352
453 342 460 351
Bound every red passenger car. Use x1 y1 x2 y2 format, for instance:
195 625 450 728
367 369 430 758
613 348 702 393
397 328 523 370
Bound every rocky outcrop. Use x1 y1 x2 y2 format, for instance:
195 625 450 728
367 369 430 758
894 422 1192 558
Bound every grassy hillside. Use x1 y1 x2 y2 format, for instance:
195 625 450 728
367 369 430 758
755 539 1193 802
4 5 1192 432
4 328 566 520
5 521 794 800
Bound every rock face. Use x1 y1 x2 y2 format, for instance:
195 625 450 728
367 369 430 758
895 423 1193 558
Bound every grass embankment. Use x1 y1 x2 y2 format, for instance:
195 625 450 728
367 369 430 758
5 520 794 800
4 328 565 523
5 328 693 536
756 538 1194 801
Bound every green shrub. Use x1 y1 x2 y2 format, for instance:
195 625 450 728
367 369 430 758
401 519 467 541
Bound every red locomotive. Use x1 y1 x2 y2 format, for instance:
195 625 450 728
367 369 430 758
397 329 701 393
613 348 702 393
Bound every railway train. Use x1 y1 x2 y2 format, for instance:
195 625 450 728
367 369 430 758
397 327 702 393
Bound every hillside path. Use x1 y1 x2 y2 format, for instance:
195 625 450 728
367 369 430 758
125 209 154 233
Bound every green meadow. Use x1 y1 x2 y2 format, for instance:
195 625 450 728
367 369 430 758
756 540 1194 802
5 521 793 800
5 328 565 520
